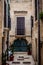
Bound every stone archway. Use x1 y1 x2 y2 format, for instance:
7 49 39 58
10 38 28 52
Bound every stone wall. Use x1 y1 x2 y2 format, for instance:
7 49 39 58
32 19 43 65
41 44 43 65
41 1 43 64
9 0 35 44
10 1 32 35
40 21 43 65
32 21 38 61
0 0 3 65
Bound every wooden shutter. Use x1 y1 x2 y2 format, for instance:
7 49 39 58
17 17 25 35
35 0 37 20
4 1 6 27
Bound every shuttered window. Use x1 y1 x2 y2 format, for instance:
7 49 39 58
8 4 11 29
35 0 37 20
4 1 11 29
17 17 25 35
31 16 33 27
4 1 6 27
31 16 33 37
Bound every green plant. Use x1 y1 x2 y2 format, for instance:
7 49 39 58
39 12 43 20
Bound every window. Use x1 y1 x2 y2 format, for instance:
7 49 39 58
17 17 25 35
35 0 37 20
4 1 6 27
31 16 33 28
8 4 11 29
4 1 11 29
31 16 33 37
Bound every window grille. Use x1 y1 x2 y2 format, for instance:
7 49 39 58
17 17 25 35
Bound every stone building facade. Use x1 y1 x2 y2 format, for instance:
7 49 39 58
1 0 43 65
0 0 3 65
32 0 43 65
9 0 35 47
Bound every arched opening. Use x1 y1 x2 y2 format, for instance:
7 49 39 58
5 38 32 61
10 38 28 52
9 38 32 54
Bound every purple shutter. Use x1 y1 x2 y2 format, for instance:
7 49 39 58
17 17 25 35
4 1 6 27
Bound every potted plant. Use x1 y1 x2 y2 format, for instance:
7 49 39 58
39 12 43 21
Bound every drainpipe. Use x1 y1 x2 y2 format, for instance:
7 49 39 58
6 0 11 60
37 0 41 65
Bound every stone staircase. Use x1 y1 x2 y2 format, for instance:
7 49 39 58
6 52 35 65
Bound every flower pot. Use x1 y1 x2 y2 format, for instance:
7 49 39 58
10 55 14 61
9 55 14 61
27 52 31 55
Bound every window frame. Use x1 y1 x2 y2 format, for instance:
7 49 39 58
16 17 25 35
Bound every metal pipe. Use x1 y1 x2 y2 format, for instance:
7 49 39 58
37 0 41 65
